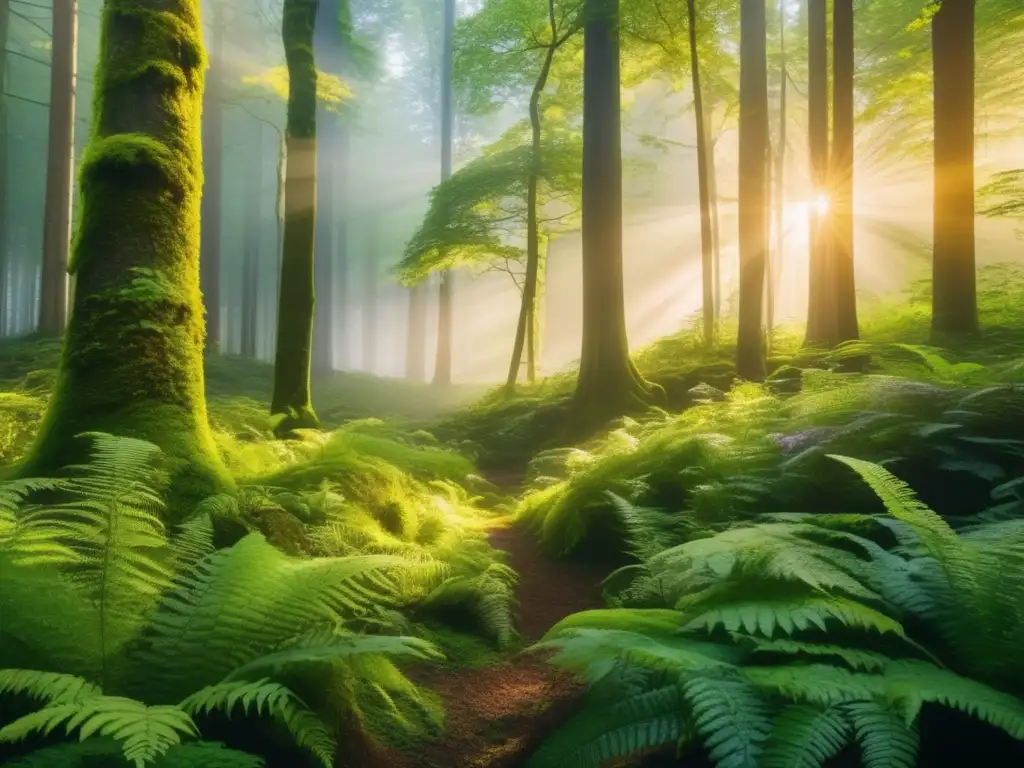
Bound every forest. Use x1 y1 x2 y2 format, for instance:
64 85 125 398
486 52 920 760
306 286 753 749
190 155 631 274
0 0 1023 765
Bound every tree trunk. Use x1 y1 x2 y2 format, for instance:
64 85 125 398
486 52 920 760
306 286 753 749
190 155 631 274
687 0 715 347
709 127 722 321
433 0 456 387
18 0 230 511
505 8 557 393
241 123 262 359
736 0 769 382
572 0 656 428
773 0 786 332
271 0 320 436
931 0 976 334
803 0 832 346
270 128 286 359
200 0 224 353
405 283 426 380
363 217 377 374
38 0 77 336
526 236 546 383
0 0 8 337
831 0 858 344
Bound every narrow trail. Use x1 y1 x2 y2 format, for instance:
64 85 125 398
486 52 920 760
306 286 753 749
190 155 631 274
380 469 608 768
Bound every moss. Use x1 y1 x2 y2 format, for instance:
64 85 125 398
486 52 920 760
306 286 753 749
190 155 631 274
16 0 230 517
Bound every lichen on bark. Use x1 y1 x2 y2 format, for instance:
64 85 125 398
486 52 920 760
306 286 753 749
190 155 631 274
16 0 231 516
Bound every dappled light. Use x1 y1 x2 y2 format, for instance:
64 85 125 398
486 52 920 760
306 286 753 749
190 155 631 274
2 0 1024 766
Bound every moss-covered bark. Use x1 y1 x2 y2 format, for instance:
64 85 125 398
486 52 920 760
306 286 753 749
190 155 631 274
17 0 231 513
271 0 320 436
199 0 224 353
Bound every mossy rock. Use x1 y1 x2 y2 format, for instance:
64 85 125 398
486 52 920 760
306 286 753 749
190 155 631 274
766 364 804 394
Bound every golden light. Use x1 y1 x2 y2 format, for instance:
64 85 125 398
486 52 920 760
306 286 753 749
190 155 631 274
813 193 830 215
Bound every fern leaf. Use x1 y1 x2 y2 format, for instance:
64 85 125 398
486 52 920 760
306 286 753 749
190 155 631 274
761 704 852 768
746 639 890 672
0 669 100 704
683 672 771 768
527 684 688 768
742 664 886 708
843 701 919 768
180 679 335 767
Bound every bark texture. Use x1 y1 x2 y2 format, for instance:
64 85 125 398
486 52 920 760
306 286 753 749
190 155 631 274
199 0 224 352
831 0 858 344
271 0 320 436
38 0 78 336
736 0 769 381
931 0 977 334
19 0 230 512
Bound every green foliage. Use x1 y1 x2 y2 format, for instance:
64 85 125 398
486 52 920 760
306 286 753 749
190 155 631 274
530 459 1024 767
0 434 446 766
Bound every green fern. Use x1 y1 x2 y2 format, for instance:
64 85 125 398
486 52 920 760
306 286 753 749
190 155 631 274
683 671 771 767
843 701 919 768
761 704 852 768
1 739 266 767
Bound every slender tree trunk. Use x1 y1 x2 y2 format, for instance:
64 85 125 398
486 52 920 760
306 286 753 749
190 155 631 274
773 0 786 329
736 0 769 381
271 0 320 435
803 0 832 345
687 0 715 347
241 123 262 359
831 0 858 344
526 236 546 383
505 6 558 393
38 0 77 336
271 128 286 359
572 0 655 428
709 128 722 320
19 0 230 511
200 0 224 353
931 0 976 334
0 0 8 337
363 217 378 374
433 0 456 386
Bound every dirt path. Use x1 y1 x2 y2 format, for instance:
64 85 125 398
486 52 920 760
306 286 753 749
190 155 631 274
375 471 608 768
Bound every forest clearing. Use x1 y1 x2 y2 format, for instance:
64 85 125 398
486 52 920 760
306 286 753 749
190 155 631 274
1 0 1023 766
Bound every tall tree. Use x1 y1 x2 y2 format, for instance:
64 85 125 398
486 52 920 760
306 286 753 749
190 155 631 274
433 0 456 387
931 0 977 334
803 0 831 346
572 0 656 426
735 0 769 381
19 0 230 509
240 122 262 360
770 0 786 335
272 0 321 435
200 0 225 352
831 0 858 344
38 0 78 336
504 0 576 392
686 0 714 347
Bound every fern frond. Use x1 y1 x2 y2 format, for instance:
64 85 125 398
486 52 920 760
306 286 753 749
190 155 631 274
542 608 685 641
683 672 771 768
742 664 886 708
761 704 852 768
0 669 100 704
843 700 919 768
0 695 197 767
0 740 265 768
180 679 335 767
527 684 689 768
746 638 891 672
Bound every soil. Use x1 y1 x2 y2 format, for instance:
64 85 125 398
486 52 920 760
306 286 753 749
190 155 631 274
342 470 607 768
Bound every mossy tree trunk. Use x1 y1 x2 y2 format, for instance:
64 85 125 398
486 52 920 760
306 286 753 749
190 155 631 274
432 0 456 388
735 0 769 382
18 0 230 512
571 0 658 429
931 0 977 334
271 0 320 436
687 0 715 347
199 0 224 353
803 0 833 347
831 0 858 345
38 0 77 337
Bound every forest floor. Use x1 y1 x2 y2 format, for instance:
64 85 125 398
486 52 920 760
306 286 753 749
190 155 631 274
359 470 608 768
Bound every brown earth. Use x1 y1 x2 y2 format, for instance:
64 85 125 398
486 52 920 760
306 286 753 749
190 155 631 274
339 471 607 768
